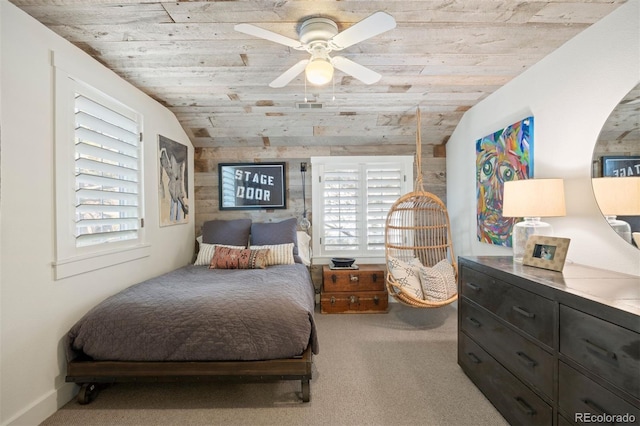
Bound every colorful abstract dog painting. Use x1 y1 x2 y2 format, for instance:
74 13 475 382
476 117 534 246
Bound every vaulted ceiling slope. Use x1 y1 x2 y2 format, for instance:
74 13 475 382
10 0 627 149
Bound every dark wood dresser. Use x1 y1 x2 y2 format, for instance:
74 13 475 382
320 264 388 313
458 256 639 426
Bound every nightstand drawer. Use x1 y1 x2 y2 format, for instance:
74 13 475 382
459 333 552 426
460 267 554 347
460 300 554 397
322 265 385 292
560 305 640 399
558 362 639 424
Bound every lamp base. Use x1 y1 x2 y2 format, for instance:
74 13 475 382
512 217 553 263
605 216 632 244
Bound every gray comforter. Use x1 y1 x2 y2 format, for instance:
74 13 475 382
66 264 318 362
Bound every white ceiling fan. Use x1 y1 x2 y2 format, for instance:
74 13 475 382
234 11 396 88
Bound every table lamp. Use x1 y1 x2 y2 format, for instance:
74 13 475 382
502 178 567 262
592 177 640 244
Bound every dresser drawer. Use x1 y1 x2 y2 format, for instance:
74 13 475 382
558 362 639 424
460 267 555 347
458 333 553 425
460 300 554 397
323 265 385 292
557 415 573 426
560 305 640 399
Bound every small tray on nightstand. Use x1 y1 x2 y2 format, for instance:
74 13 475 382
328 263 359 270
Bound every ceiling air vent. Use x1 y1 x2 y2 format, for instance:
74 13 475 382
296 102 323 109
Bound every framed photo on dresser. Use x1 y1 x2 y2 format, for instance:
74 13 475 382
522 235 571 272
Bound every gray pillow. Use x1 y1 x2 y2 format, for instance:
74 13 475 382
251 218 300 259
201 219 251 247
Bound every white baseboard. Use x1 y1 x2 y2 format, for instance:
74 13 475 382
4 383 76 426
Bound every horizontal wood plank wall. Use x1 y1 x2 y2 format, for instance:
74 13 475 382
194 145 446 235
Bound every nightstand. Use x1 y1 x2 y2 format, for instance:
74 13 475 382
320 264 388 313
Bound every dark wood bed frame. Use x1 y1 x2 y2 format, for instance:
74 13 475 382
66 346 313 404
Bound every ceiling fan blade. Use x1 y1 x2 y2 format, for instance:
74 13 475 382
269 59 309 88
234 23 303 49
330 11 396 50
331 56 381 85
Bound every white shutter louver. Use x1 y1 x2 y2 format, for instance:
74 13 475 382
322 167 361 251
366 167 404 250
74 94 141 247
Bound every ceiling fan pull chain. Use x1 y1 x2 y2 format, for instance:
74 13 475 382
304 78 308 103
332 75 335 101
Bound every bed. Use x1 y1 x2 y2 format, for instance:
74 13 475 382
65 218 318 404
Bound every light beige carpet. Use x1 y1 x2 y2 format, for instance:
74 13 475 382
41 303 508 426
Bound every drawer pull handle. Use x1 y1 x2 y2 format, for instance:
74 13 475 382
514 397 536 416
466 352 482 364
512 306 535 318
350 274 359 282
466 282 481 291
584 339 617 360
466 317 482 328
516 351 538 368
331 274 337 283
373 273 378 282
582 398 609 416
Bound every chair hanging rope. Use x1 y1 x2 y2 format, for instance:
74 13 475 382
414 107 424 192
384 107 458 308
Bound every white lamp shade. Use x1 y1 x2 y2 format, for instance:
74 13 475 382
502 178 566 218
592 177 640 216
305 58 333 86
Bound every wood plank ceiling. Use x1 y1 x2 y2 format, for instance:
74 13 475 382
10 0 628 150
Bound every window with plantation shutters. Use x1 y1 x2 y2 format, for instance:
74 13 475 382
74 93 141 247
53 68 149 280
311 156 413 262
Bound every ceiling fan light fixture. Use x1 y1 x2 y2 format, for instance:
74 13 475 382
234 11 396 88
305 58 333 86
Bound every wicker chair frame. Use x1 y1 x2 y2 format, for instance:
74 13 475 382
384 109 458 308
384 191 458 307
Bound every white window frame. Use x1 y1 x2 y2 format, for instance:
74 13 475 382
53 66 149 280
311 155 414 265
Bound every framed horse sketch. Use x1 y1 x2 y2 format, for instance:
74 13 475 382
158 135 189 226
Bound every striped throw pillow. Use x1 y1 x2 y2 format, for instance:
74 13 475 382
249 243 295 266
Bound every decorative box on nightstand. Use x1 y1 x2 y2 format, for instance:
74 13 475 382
320 264 388 313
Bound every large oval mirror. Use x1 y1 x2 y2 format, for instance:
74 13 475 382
591 83 640 248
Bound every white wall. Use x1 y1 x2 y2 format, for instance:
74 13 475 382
0 2 195 424
447 0 640 276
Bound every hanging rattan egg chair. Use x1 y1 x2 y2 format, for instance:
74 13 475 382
384 109 458 308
